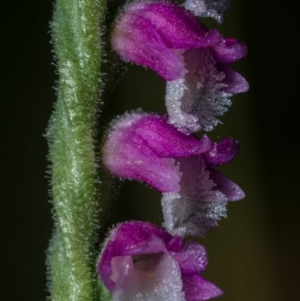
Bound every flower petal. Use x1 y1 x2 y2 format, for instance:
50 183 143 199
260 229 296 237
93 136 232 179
98 221 174 290
173 241 208 274
102 114 181 192
202 137 239 166
134 115 212 157
103 131 181 192
182 274 223 301
211 37 248 64
218 64 249 94
111 253 186 301
208 168 245 201
111 12 184 80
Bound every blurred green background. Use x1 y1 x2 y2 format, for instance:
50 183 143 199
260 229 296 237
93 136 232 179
1 0 300 300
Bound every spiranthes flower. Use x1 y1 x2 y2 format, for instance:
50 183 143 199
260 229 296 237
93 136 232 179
97 221 222 301
102 113 244 237
111 1 249 133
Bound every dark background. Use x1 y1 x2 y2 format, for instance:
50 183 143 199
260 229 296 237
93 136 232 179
1 0 300 300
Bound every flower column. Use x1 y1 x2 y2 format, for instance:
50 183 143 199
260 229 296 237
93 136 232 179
47 0 107 301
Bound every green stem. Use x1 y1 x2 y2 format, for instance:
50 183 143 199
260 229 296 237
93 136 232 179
47 0 107 300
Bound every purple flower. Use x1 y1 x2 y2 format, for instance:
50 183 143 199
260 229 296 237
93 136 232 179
102 113 244 237
111 1 249 133
162 137 245 237
102 112 212 192
97 221 222 301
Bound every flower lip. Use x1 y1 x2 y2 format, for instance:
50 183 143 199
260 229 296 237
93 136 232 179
165 45 249 134
98 221 178 291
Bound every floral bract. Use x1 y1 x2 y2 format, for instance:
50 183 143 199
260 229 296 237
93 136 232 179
97 221 222 301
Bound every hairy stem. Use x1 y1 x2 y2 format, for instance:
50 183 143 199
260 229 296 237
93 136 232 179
47 0 107 300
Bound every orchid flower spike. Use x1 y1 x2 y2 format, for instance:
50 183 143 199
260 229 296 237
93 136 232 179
102 113 245 237
97 221 223 301
111 1 249 133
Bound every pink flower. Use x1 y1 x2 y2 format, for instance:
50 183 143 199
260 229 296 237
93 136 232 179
111 1 249 133
102 113 244 237
97 221 222 301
